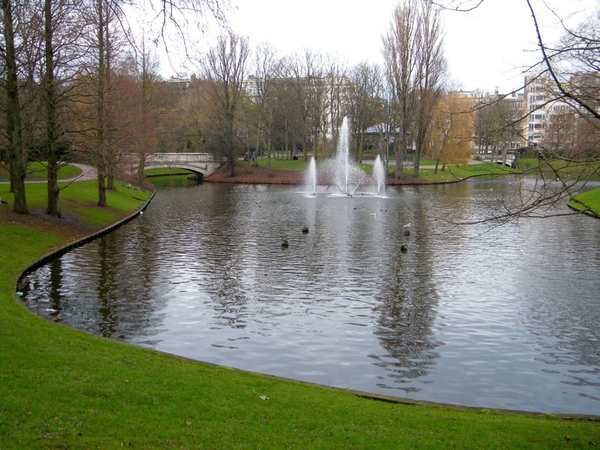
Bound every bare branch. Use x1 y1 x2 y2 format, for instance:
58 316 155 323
526 0 600 121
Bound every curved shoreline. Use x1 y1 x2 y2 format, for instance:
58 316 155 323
5 176 600 447
14 182 600 420
16 192 155 287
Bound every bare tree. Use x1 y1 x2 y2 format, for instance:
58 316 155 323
379 83 398 170
41 0 90 217
382 0 419 179
434 0 600 221
141 0 229 70
89 0 123 206
1 0 28 213
347 62 384 162
198 31 249 176
322 56 348 160
126 39 163 182
271 60 302 161
411 1 446 177
383 0 446 179
43 0 62 216
249 42 279 168
285 49 326 161
474 94 524 165
0 0 229 213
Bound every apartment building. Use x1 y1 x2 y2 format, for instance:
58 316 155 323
524 74 576 148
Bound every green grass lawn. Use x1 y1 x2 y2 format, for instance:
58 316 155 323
413 162 516 183
0 162 82 182
514 158 600 218
253 156 311 170
569 186 600 217
516 157 600 179
1 175 598 448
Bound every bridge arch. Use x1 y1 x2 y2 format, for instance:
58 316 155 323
478 153 516 168
144 164 208 179
128 153 222 179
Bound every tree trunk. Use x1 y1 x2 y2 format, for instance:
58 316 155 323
105 15 115 192
255 120 261 167
395 133 406 179
97 165 107 207
413 128 426 178
2 0 28 214
228 115 235 176
45 0 61 217
357 133 365 163
137 152 147 184
96 0 107 206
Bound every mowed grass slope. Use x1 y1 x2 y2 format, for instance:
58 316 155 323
570 187 600 217
0 181 598 448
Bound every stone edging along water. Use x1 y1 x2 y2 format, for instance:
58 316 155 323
16 191 156 291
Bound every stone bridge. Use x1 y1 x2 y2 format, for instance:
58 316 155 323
129 153 222 178
478 153 516 168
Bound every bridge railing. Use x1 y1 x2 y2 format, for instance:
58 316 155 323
478 153 516 167
146 152 215 163
121 152 221 177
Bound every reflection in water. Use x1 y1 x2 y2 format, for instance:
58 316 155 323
20 177 600 415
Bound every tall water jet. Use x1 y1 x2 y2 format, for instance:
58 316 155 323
334 117 365 195
335 117 350 194
304 116 380 197
373 155 386 195
305 156 317 195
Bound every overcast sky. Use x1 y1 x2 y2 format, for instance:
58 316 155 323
222 0 596 93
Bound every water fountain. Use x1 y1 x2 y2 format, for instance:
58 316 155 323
373 155 385 196
305 116 386 197
334 117 352 194
305 156 317 195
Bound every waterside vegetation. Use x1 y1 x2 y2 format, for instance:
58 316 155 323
151 156 600 217
208 155 520 183
569 187 600 217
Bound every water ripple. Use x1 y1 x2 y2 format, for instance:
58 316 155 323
20 180 600 415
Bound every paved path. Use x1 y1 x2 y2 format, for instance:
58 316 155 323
69 163 97 181
0 163 98 184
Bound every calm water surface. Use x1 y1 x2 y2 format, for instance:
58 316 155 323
21 177 600 415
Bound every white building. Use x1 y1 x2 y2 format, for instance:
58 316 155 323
524 74 574 147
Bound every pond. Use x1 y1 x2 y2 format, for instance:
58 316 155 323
21 176 600 415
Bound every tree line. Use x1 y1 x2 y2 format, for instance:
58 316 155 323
0 0 227 216
436 0 600 222
2 0 598 223
0 0 454 217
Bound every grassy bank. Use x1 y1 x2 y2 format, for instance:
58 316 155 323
0 162 82 182
231 156 515 183
569 187 600 217
515 158 600 179
1 181 599 448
